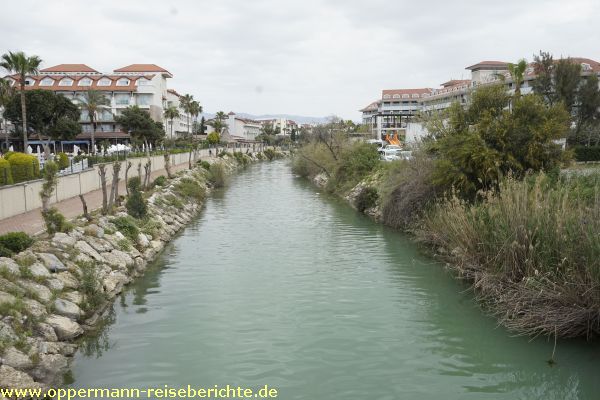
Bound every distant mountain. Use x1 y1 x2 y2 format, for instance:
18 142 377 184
200 112 330 125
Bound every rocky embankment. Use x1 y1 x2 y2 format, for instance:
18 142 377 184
0 156 246 394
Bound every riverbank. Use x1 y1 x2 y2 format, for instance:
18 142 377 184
292 144 600 340
0 151 283 394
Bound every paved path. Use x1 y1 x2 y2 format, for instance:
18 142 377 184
0 157 198 236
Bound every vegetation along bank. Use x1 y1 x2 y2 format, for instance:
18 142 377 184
292 84 599 340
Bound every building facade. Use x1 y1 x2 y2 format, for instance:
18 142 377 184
226 112 262 141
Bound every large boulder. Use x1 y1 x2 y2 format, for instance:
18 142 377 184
74 241 104 262
52 232 77 248
24 299 47 320
18 281 52 303
137 233 150 248
101 250 134 270
103 272 129 296
56 271 78 290
30 354 69 385
84 224 104 238
53 299 81 321
0 278 25 296
61 291 83 306
83 236 113 253
44 278 64 292
37 253 67 273
0 257 19 275
0 290 16 306
29 262 51 279
35 322 58 342
0 321 18 342
45 315 83 340
0 365 45 392
2 347 33 371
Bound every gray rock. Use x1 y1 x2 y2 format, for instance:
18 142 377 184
83 236 113 253
53 299 81 320
39 341 76 356
30 353 68 384
29 262 51 279
19 281 52 303
103 271 129 295
0 277 25 296
52 232 77 248
45 278 64 292
84 223 104 238
46 314 83 340
56 271 78 289
24 298 47 319
101 250 134 269
35 322 58 342
74 241 104 262
150 240 164 253
0 365 45 391
0 320 18 341
137 233 150 248
0 290 16 305
37 253 67 272
2 346 33 370
62 291 83 306
0 257 20 275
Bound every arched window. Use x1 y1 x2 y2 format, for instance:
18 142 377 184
78 78 92 86
392 94 400 99
40 78 54 86
402 94 409 99
59 78 74 86
98 78 112 86
411 93 419 98
581 63 591 71
116 78 130 86
137 78 149 86
383 94 391 99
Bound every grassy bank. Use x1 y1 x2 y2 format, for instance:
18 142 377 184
292 142 600 339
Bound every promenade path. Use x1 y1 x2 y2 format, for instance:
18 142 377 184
0 153 205 236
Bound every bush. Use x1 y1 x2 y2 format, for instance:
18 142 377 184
126 177 147 219
0 232 34 253
574 145 600 162
174 177 206 202
78 261 107 314
355 187 378 212
198 160 211 170
263 148 277 161
111 215 140 241
8 153 40 183
42 208 72 234
232 151 250 167
0 243 13 257
209 163 227 188
56 152 69 170
329 142 380 193
0 158 13 185
153 175 167 187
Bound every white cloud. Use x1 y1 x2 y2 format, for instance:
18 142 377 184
1 0 598 119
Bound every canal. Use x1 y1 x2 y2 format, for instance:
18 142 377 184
69 161 600 399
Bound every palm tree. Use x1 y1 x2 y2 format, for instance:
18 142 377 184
0 51 42 150
215 111 227 122
163 106 180 139
179 94 194 137
76 90 111 154
0 78 14 148
188 101 202 136
508 59 528 97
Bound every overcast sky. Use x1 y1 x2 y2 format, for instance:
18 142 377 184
1 0 599 120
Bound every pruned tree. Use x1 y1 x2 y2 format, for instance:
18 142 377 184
143 159 151 189
164 152 174 178
98 164 108 215
125 161 132 195
108 161 121 212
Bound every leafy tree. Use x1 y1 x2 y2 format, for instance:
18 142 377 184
426 85 570 199
507 59 528 97
531 51 554 104
75 90 111 153
572 74 600 144
4 89 81 153
163 105 180 139
0 51 42 150
188 100 202 135
207 132 220 144
215 111 227 122
179 94 195 136
553 58 581 114
115 106 164 150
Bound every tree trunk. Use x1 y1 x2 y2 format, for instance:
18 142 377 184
125 161 132 196
108 161 121 212
164 153 173 178
79 194 91 221
188 148 193 169
90 112 96 155
20 84 28 151
143 159 151 189
137 162 142 182
98 164 108 215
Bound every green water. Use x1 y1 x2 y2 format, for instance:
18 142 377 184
70 161 600 399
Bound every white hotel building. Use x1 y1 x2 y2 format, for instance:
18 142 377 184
361 57 600 146
1 63 192 148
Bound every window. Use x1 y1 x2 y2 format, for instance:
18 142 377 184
24 79 34 86
392 94 400 99
137 94 152 105
402 94 409 99
581 63 591 71
137 78 149 86
98 78 112 86
115 94 130 105
116 78 130 86
383 94 391 99
78 78 92 86
39 78 54 86
59 78 74 86
411 94 419 98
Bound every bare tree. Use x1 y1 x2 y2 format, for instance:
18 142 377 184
124 161 132 196
79 194 91 221
143 159 152 189
108 161 121 212
164 152 174 178
98 164 108 215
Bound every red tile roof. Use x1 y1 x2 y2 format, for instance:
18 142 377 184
440 79 470 87
40 64 99 73
382 88 432 99
359 101 380 112
7 73 155 92
465 61 509 70
114 64 171 74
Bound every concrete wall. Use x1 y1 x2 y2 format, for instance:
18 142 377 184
0 150 204 221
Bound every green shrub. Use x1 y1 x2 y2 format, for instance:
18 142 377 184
42 208 72 234
126 177 147 219
232 151 250 167
574 146 600 162
218 150 230 158
329 142 380 192
0 243 13 257
209 163 227 188
0 232 34 253
57 152 69 170
111 215 139 241
263 148 277 161
2 151 16 160
153 175 167 187
164 194 184 209
139 218 162 239
198 160 211 170
174 178 206 202
355 187 379 212
78 261 106 314
8 153 40 183
255 152 264 160
0 158 13 185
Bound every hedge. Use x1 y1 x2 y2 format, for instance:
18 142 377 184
0 158 13 185
0 231 34 253
574 146 600 162
8 153 40 183
57 152 70 170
